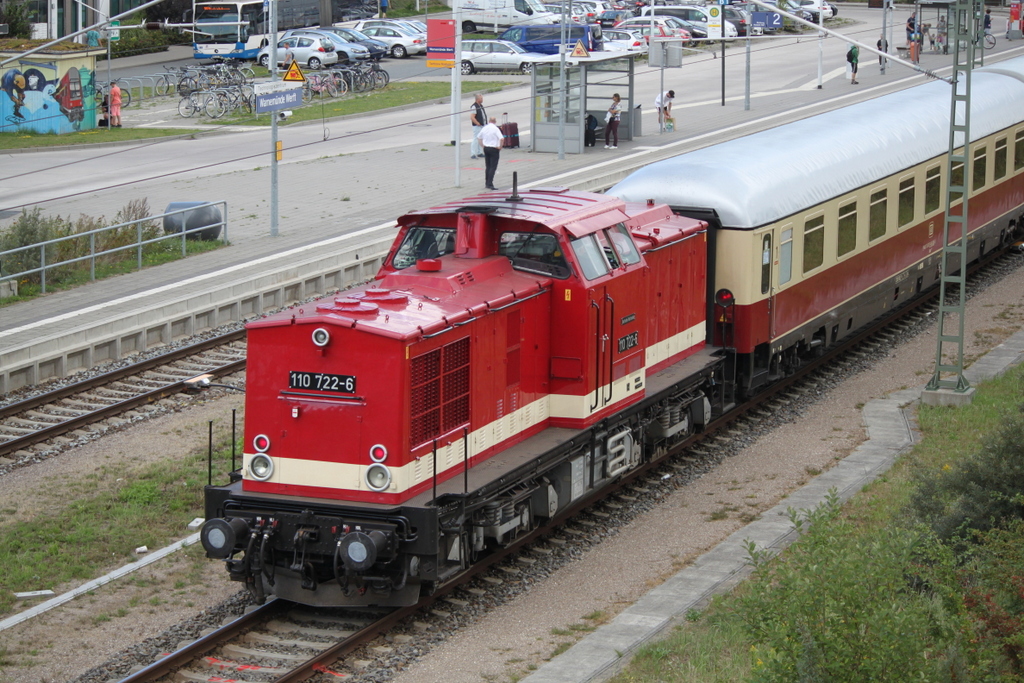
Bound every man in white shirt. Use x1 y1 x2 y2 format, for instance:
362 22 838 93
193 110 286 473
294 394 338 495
477 117 504 190
655 89 675 128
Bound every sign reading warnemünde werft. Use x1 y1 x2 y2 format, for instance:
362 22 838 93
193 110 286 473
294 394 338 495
254 81 302 113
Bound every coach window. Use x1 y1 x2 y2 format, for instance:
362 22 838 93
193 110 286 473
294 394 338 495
951 160 964 203
869 189 887 242
973 147 987 192
837 201 857 257
995 137 1008 181
898 177 915 228
778 227 793 286
1015 129 1024 171
803 215 824 274
925 166 941 214
760 234 771 294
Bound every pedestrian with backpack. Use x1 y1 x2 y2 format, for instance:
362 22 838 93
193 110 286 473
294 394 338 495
847 44 859 85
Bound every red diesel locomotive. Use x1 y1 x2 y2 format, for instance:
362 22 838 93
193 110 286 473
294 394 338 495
201 56 1024 607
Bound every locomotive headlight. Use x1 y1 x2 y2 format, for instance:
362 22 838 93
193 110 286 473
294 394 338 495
200 517 249 559
312 327 331 347
365 463 392 491
249 453 275 481
369 444 388 463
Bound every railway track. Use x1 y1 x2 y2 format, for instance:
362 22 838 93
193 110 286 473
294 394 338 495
107 249 1024 683
0 330 247 463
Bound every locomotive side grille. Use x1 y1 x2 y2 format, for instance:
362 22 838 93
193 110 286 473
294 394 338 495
411 337 471 447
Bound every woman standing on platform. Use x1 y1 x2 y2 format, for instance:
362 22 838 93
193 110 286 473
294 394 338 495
604 93 622 149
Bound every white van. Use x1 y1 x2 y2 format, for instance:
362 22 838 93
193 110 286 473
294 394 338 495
455 0 560 33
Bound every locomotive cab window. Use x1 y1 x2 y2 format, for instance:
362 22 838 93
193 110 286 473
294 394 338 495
925 165 941 214
571 233 612 280
392 226 456 269
608 224 641 266
499 231 571 279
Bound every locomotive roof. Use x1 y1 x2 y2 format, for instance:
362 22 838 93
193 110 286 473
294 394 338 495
398 187 632 237
609 56 1024 229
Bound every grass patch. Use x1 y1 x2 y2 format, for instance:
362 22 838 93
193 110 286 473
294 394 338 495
219 80 512 127
0 126 201 150
609 363 1024 682
0 433 239 616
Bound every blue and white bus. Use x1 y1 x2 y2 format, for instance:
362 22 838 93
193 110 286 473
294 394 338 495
191 0 321 60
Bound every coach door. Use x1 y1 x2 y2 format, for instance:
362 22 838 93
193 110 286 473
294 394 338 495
760 232 775 338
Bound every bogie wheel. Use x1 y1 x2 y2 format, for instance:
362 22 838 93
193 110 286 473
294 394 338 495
462 20 477 33
392 44 407 58
461 60 475 75
308 57 322 70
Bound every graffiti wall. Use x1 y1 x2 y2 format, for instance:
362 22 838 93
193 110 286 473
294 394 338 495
0 51 102 134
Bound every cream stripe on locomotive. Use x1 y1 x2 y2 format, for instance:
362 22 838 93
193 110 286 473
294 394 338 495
243 322 706 493
644 320 705 368
242 395 551 494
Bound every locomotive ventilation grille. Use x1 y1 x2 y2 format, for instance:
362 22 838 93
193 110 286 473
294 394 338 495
410 337 470 447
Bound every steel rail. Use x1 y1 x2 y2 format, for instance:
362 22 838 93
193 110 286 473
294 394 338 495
0 329 246 458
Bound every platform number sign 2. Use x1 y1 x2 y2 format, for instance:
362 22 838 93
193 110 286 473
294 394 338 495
751 11 782 29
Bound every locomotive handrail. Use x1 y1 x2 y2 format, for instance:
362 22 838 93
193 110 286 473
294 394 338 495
590 299 601 412
604 293 615 405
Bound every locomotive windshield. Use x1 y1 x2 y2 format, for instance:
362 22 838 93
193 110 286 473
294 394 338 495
392 227 456 269
499 231 571 279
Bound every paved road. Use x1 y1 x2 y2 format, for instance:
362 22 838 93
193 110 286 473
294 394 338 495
3 4 1023 257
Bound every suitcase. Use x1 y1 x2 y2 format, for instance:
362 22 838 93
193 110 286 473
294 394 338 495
500 113 520 149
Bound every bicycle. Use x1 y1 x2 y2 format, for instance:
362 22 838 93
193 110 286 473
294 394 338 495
96 80 132 108
303 73 338 100
984 29 996 49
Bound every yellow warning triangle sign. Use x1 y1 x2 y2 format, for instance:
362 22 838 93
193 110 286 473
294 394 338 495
282 61 306 82
570 39 590 58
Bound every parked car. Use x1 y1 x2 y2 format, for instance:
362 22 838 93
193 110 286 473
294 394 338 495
499 22 603 54
601 27 648 50
639 6 738 37
282 29 371 63
573 0 604 22
616 20 691 43
256 35 339 69
543 3 590 23
323 25 390 60
358 24 427 58
618 15 693 39
344 18 427 35
722 5 750 35
459 39 546 74
597 9 633 27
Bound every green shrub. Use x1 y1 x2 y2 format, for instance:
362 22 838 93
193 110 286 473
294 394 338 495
736 491 978 682
909 398 1024 545
0 0 32 38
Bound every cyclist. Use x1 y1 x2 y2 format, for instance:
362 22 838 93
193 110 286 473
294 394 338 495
984 8 992 35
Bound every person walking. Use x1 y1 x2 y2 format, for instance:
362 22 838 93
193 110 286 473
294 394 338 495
876 34 887 68
469 94 486 160
984 8 992 35
109 80 122 127
604 93 622 149
477 116 503 190
379 0 388 17
847 43 859 85
906 12 916 46
654 89 674 128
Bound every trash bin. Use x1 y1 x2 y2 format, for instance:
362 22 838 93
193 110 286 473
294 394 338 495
633 104 642 138
163 202 223 241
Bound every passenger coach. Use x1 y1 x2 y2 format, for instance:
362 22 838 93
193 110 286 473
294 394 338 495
610 55 1024 396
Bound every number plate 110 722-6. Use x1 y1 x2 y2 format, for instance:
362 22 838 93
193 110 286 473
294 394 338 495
288 371 357 394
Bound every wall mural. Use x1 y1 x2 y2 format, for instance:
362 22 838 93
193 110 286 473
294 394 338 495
1 56 98 133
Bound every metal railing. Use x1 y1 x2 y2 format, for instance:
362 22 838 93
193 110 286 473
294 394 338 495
0 201 228 294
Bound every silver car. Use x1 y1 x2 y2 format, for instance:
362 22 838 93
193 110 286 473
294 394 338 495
460 39 546 74
256 35 339 69
351 23 427 58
